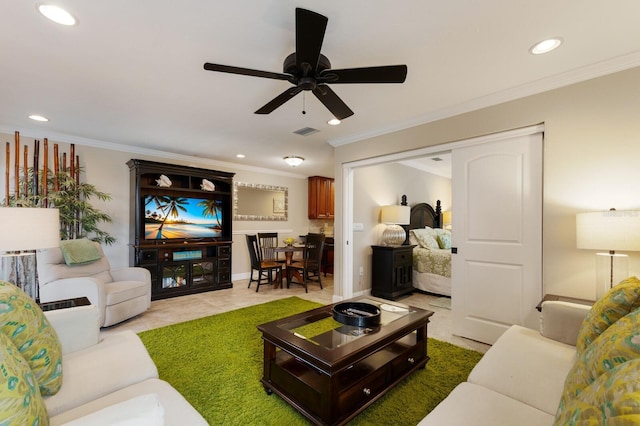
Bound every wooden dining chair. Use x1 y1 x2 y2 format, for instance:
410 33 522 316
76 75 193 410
246 235 282 292
258 232 284 282
286 233 325 293
257 232 281 263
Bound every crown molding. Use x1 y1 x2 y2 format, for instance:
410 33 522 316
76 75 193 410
329 51 640 147
0 125 307 179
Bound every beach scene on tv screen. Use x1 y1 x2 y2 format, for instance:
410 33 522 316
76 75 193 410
144 195 223 239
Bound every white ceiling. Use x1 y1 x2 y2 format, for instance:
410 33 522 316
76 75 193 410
2 1 640 177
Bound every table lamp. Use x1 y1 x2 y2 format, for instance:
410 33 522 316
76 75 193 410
380 205 411 246
0 207 60 299
576 209 640 299
442 211 452 230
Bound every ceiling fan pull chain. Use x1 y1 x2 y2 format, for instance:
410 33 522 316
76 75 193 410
302 92 306 115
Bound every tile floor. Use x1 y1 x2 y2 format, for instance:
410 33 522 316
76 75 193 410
101 276 490 353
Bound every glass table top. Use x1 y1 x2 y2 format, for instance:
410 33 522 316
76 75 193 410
277 298 417 350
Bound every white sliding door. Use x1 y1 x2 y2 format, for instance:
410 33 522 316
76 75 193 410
451 130 543 345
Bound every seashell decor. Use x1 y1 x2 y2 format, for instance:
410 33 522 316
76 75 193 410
201 179 216 191
155 174 172 187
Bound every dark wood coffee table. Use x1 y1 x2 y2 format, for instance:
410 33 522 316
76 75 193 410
257 297 434 426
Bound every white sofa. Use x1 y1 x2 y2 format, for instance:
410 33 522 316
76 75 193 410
44 302 207 425
419 301 591 426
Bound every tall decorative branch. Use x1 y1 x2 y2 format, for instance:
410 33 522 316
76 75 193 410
2 135 114 245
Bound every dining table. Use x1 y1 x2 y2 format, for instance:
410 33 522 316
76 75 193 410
273 245 305 287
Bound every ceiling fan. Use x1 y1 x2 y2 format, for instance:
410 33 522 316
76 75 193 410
203 8 408 120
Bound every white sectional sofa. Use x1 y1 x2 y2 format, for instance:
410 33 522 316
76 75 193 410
419 300 590 426
420 276 640 425
44 303 208 425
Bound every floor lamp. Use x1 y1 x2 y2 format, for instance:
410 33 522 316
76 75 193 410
0 207 60 300
576 209 640 300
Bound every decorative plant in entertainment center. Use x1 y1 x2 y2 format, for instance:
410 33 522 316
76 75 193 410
2 131 115 245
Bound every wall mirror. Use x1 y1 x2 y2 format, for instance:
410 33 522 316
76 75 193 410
234 182 288 221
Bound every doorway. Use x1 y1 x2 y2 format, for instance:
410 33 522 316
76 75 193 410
340 125 543 343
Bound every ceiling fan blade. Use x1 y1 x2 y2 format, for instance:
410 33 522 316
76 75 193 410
295 8 328 73
312 85 354 120
255 87 302 114
203 63 291 81
320 65 408 84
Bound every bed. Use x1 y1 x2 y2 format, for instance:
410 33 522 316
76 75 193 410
407 201 452 296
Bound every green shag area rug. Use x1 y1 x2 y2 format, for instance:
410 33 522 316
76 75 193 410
138 297 483 425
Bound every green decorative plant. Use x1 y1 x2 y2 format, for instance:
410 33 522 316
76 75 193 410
4 167 115 245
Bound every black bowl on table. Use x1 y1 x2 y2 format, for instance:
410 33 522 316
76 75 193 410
332 302 381 327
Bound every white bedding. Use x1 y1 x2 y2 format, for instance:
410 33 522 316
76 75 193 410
413 270 451 296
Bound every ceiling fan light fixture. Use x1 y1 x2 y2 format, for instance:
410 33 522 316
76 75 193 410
37 4 77 26
529 37 563 55
327 118 341 126
284 156 304 167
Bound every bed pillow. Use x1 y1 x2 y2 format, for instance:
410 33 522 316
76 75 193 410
60 238 102 265
0 330 48 426
411 228 440 250
436 232 452 249
576 276 640 354
0 280 63 396
555 358 640 425
558 307 640 415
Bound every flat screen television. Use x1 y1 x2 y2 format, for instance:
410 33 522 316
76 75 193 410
143 194 225 241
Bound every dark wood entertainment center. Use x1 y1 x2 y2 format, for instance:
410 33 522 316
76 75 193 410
127 159 235 300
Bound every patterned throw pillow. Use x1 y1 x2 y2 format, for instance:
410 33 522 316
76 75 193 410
0 330 48 426
411 228 440 250
436 233 452 249
576 276 640 354
557 307 640 418
555 359 640 425
0 281 63 396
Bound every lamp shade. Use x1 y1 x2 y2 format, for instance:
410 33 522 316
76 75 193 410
442 211 452 227
380 205 410 225
0 208 60 252
576 210 640 251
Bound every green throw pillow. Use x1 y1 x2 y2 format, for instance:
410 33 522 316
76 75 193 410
0 281 63 396
576 276 640 354
436 233 451 249
557 307 640 417
59 238 102 265
0 330 48 426
555 359 640 425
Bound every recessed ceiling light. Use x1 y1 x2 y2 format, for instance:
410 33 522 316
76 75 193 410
529 37 563 55
29 115 49 122
37 4 77 26
236 154 245 159
327 118 341 126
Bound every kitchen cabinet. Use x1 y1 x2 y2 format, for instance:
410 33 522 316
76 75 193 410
308 176 334 219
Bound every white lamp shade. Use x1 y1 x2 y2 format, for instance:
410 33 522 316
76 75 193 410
0 208 60 252
380 205 410 225
576 210 640 251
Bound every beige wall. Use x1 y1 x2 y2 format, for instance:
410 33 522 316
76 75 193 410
0 136 309 279
334 66 640 300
